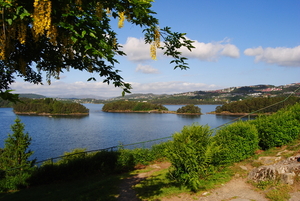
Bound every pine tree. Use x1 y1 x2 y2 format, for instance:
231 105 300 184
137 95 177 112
0 117 35 190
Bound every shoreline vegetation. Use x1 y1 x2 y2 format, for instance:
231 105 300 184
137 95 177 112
104 110 202 115
12 98 89 116
207 111 262 116
13 112 89 116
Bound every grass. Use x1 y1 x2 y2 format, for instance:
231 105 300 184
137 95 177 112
133 164 234 200
265 184 292 201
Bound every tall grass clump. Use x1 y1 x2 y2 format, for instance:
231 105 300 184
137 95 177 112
251 103 300 150
165 123 218 191
212 121 259 165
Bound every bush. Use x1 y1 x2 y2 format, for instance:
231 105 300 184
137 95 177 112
213 121 259 165
165 123 217 191
251 103 300 150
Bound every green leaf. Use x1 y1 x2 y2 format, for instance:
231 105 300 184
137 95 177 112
89 32 97 38
6 19 12 25
81 30 86 38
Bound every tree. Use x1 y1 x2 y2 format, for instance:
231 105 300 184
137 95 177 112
0 117 35 190
0 0 194 100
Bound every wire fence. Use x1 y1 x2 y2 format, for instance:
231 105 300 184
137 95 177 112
33 136 173 166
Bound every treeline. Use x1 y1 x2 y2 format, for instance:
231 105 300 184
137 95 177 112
102 100 168 112
150 97 225 105
0 99 13 108
13 98 89 114
215 96 300 113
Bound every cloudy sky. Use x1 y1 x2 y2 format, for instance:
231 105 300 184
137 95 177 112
11 0 300 98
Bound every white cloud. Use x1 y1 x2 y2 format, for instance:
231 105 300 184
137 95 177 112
122 37 240 62
221 44 240 58
181 38 240 61
135 64 160 74
10 81 220 98
244 45 300 67
10 81 123 98
122 37 152 61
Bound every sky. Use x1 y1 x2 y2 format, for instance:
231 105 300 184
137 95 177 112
11 0 300 98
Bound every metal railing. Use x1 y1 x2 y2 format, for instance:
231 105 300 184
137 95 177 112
33 136 173 166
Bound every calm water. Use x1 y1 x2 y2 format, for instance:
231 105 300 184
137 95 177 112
0 104 249 161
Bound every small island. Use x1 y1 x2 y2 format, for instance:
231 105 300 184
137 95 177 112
102 100 169 113
176 104 202 115
13 98 89 116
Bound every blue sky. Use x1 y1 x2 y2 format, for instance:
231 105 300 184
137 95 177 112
11 0 300 98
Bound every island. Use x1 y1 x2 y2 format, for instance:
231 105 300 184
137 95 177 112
176 104 202 115
13 98 89 116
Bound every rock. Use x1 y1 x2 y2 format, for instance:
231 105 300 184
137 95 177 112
248 155 300 184
280 172 296 185
239 165 248 171
256 156 282 165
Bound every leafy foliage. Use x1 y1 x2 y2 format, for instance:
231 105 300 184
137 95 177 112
13 98 89 114
165 124 217 191
102 100 168 111
0 118 35 192
251 103 300 150
212 121 259 165
0 0 194 100
215 96 300 113
176 104 201 114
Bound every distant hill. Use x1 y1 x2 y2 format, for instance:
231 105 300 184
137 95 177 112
103 83 300 105
18 93 47 99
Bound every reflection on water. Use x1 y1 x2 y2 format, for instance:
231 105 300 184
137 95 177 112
177 114 201 119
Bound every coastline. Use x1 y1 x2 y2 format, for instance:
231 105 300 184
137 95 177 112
206 111 263 116
103 110 202 115
14 112 89 116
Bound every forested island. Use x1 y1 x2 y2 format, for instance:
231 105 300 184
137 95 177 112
176 104 201 114
102 101 169 113
213 96 300 115
13 98 89 116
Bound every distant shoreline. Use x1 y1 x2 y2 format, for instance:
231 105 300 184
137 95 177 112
103 110 202 115
207 111 261 116
14 112 89 116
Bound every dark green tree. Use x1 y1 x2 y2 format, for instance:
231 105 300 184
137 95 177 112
0 117 35 191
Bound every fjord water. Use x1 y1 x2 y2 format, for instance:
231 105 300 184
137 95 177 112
0 104 248 161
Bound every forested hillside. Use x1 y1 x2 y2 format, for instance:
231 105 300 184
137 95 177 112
215 96 300 114
0 99 13 108
13 98 89 115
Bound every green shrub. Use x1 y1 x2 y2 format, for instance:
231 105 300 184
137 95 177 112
251 103 300 150
213 121 259 165
165 123 218 191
